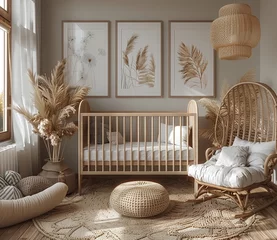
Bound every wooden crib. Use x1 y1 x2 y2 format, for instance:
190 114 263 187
78 100 198 194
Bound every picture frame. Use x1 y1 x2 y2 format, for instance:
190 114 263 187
62 21 110 97
116 21 163 97
169 21 215 97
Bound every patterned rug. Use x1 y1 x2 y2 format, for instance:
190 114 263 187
33 178 256 240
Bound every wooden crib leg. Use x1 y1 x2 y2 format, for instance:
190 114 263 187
78 174 83 195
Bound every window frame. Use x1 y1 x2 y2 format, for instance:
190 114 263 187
0 0 11 141
0 0 11 22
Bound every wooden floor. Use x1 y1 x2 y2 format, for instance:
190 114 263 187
1 177 277 240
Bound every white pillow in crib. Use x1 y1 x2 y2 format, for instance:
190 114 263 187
107 132 124 144
215 146 249 167
168 126 190 146
157 123 174 143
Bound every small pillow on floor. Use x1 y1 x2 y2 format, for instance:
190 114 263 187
0 177 8 189
17 176 52 196
4 170 21 186
0 171 23 200
0 186 23 200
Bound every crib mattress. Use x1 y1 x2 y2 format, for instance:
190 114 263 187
83 142 194 161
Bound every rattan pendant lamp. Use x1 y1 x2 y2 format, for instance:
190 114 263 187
211 3 261 60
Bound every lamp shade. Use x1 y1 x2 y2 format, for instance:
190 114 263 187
211 3 261 60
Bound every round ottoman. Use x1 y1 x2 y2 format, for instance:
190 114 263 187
110 181 170 218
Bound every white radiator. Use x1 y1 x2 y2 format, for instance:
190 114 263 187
0 144 17 176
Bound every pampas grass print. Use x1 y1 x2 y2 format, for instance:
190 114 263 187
122 34 156 88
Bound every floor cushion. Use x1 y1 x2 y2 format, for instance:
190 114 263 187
0 182 68 228
17 176 52 196
0 171 23 200
0 186 23 200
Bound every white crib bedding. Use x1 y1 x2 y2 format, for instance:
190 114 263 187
83 142 194 161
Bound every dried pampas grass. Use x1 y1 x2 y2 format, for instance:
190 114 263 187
14 59 89 146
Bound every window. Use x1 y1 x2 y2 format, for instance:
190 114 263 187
0 0 11 141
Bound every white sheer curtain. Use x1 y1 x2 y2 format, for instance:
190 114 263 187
12 0 41 177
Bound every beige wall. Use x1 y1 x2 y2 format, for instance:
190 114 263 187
260 0 277 90
260 0 277 182
41 0 261 171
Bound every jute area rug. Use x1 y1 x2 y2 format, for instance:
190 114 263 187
33 178 256 240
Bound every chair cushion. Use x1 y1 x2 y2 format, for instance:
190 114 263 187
215 146 249 167
188 156 266 188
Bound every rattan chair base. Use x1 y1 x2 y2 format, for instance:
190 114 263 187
193 179 277 219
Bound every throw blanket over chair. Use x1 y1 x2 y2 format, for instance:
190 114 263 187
189 82 277 218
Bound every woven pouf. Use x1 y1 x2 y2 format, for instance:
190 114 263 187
110 181 170 218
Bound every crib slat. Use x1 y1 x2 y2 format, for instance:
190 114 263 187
144 116 147 172
130 116 133 171
173 116 175 172
137 116 140 171
109 116 111 172
123 116 126 171
158 116 161 172
151 116 154 172
186 116 189 172
179 116 181 171
87 116 90 172
116 116 119 172
165 116 168 172
94 116 97 172
102 116 104 172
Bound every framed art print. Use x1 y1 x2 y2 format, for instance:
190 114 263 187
116 21 162 97
169 21 214 97
63 21 110 97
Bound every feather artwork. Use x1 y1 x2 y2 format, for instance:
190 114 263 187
123 34 138 66
122 35 156 88
178 42 208 89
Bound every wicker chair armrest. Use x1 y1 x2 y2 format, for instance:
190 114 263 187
205 146 221 161
264 153 277 177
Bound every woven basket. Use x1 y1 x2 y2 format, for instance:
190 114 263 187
110 181 170 218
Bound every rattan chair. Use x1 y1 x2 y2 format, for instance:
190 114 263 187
189 82 277 218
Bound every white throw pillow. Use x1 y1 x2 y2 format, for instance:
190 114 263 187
232 137 276 168
215 146 249 167
232 137 276 155
157 123 174 143
168 126 190 146
107 132 124 144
